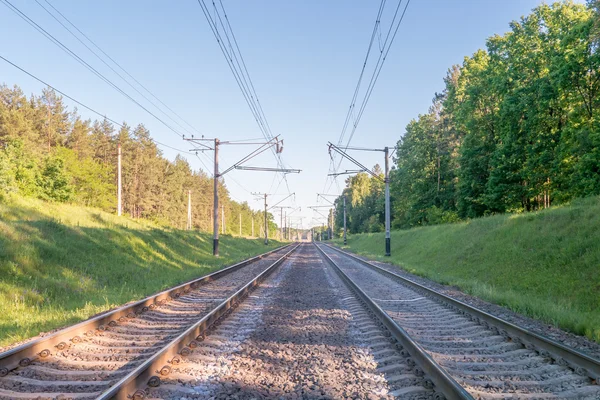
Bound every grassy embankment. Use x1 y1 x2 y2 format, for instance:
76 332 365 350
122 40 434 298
334 196 600 343
0 196 281 347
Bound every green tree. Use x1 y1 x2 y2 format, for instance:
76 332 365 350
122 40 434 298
37 156 73 202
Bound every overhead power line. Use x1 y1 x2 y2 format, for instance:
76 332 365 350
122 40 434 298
325 0 411 194
195 0 293 195
0 54 194 161
34 0 203 138
39 0 202 137
1 0 187 140
337 0 387 149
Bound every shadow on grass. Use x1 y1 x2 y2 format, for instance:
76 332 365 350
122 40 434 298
0 205 279 347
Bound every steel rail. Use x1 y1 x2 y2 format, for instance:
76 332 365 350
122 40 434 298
0 244 291 376
314 243 472 400
99 243 300 400
322 243 600 383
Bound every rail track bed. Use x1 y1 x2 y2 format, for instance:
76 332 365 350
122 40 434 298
0 246 292 400
317 243 600 399
3 241 599 399
141 243 438 399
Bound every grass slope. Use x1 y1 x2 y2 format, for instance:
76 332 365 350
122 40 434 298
334 196 600 343
0 196 281 347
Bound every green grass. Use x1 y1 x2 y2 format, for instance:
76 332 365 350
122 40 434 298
333 196 600 343
0 195 281 347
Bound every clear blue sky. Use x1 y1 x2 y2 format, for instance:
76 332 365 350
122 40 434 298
0 0 566 229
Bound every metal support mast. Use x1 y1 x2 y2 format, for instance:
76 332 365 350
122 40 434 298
327 142 394 256
384 146 391 256
185 135 299 256
263 194 268 245
213 139 219 255
117 143 122 216
343 195 347 245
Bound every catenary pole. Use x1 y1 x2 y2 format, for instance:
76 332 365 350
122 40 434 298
213 139 219 255
263 194 268 245
117 143 122 216
343 195 347 245
385 146 391 256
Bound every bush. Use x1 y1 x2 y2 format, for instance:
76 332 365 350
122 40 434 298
37 156 73 202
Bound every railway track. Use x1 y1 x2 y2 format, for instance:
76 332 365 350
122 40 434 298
3 241 598 399
127 243 455 399
316 243 600 399
0 244 297 400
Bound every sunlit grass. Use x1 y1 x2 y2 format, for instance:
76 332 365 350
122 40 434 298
334 196 600 343
0 195 281 347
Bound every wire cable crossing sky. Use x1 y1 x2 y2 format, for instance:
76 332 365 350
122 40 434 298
0 0 558 227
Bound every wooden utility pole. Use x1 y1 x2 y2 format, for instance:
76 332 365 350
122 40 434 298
117 143 122 216
263 194 268 245
187 190 192 230
239 213 242 236
251 218 254 237
343 195 347 245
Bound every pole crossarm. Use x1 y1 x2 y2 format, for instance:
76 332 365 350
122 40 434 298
186 136 295 178
267 193 295 211
328 169 364 177
220 136 282 177
317 194 335 206
326 142 392 256
183 137 216 151
343 146 388 152
234 166 301 173
328 142 385 182
308 207 330 220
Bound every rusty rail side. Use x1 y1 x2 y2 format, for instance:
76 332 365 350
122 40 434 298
323 243 600 382
0 244 291 375
314 243 472 400
98 243 300 400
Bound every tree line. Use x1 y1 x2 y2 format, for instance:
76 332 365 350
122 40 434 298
0 85 277 236
334 1 599 233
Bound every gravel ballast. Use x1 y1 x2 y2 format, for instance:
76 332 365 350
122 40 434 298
320 244 600 399
150 243 434 399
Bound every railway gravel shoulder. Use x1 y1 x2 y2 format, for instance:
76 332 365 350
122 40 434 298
144 244 436 399
318 243 600 399
0 245 291 400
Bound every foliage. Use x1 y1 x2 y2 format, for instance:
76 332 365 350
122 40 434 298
37 156 73 202
334 196 600 343
333 170 385 235
0 84 277 236
333 1 600 230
